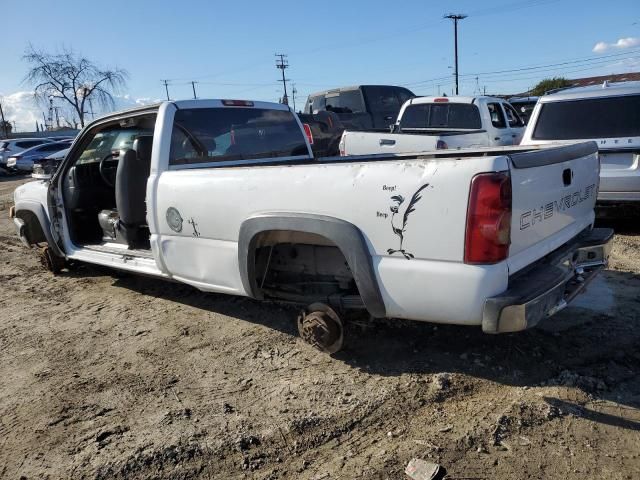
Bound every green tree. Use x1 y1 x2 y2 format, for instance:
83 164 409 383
530 77 572 96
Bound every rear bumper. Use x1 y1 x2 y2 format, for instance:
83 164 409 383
597 191 640 202
482 228 613 334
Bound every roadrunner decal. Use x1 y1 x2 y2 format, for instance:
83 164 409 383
387 184 430 259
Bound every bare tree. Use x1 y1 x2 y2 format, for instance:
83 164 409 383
23 45 128 128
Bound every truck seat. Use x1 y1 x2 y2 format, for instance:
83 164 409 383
98 135 152 248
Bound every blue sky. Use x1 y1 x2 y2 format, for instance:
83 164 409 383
1 0 639 129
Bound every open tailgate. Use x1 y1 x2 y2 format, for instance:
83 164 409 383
507 142 600 274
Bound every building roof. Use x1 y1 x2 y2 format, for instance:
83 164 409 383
508 71 640 97
539 80 640 102
567 72 640 87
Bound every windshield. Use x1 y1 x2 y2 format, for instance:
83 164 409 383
169 107 309 166
532 94 640 140
400 103 482 130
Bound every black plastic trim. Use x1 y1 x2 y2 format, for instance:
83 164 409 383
238 213 386 318
509 141 598 169
14 200 64 257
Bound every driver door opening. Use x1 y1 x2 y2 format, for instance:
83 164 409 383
61 114 156 254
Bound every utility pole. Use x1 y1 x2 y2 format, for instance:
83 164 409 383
161 79 171 100
48 96 54 131
54 107 61 128
0 101 8 138
191 81 198 99
291 83 297 111
444 13 467 95
42 112 48 131
88 98 95 120
275 53 289 105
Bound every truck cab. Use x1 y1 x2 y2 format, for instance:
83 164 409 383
339 96 526 156
304 85 415 131
394 96 525 145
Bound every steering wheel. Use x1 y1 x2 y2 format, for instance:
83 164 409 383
99 152 119 187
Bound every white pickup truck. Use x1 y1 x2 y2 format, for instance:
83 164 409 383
339 96 525 156
10 99 612 353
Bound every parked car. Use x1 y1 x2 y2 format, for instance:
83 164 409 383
6 140 72 172
32 147 69 180
11 99 611 353
508 96 539 124
339 96 526 156
304 85 415 131
0 138 53 168
520 81 640 207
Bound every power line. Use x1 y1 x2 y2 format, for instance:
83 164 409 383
402 48 640 87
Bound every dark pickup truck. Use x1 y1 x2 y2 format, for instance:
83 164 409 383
304 85 415 131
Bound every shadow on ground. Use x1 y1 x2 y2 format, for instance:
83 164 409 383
60 260 640 430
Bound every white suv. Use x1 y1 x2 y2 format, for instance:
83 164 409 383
0 138 53 168
521 81 640 205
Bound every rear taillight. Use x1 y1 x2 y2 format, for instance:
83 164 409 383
303 123 314 145
464 172 512 264
436 139 448 150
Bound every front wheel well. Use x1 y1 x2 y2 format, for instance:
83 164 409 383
15 210 47 245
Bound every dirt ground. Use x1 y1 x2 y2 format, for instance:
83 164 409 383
0 175 638 480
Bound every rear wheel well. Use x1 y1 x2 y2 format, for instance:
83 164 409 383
15 210 47 245
251 230 363 310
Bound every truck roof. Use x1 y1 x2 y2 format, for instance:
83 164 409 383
307 85 413 97
405 95 504 105
84 99 291 128
539 81 640 102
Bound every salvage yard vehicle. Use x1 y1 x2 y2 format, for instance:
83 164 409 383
521 81 640 208
6 140 72 172
0 137 53 167
32 147 69 180
10 99 612 353
508 96 539 125
304 85 415 131
340 96 526 156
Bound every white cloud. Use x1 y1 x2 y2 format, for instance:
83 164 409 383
593 37 640 53
0 91 42 132
0 91 162 133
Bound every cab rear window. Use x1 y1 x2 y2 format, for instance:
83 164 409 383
532 95 640 140
169 107 309 166
400 103 482 130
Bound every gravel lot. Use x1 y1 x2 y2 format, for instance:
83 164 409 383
1 175 639 479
